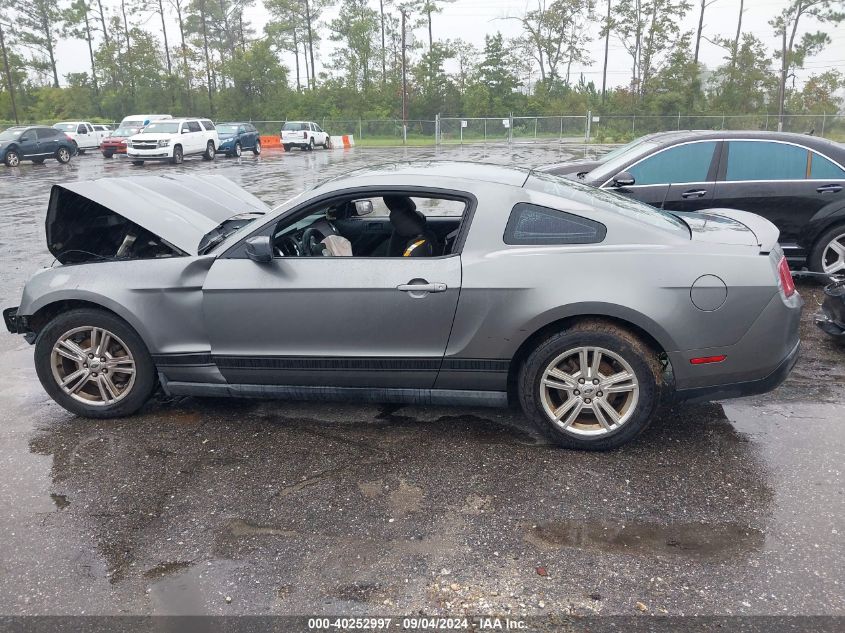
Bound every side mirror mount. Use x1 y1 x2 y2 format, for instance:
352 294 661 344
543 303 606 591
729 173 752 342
245 235 273 263
353 199 374 216
611 171 636 187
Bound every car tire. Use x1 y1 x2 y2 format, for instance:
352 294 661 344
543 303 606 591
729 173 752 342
323 138 330 149
4 149 21 167
102 151 114 158
518 320 662 451
233 142 242 158
34 308 156 418
32 158 45 164
809 223 845 275
283 143 291 152
202 140 215 160
77 148 86 155
170 145 183 165
252 140 261 155
132 160 145 166
308 138 315 151
56 147 72 164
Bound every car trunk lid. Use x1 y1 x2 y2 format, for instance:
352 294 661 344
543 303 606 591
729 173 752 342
47 175 269 262
671 208 780 251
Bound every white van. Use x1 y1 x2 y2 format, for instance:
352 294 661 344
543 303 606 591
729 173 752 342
119 114 172 129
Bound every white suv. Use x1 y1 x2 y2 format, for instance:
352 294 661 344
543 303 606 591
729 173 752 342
53 121 110 154
127 118 218 165
281 121 330 151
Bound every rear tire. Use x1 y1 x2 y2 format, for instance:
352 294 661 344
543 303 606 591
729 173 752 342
283 143 292 152
308 138 315 151
202 140 215 160
252 139 261 155
34 308 156 418
518 320 662 451
56 147 72 164
323 138 330 149
809 223 845 275
132 160 145 166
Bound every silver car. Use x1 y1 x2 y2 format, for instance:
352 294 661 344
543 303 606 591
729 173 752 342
4 163 803 450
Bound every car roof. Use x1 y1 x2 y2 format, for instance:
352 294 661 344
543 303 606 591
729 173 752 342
314 161 531 192
647 129 842 151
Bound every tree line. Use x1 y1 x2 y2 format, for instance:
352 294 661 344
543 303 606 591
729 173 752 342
0 0 843 127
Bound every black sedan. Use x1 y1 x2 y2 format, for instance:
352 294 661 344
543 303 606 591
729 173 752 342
543 131 845 274
0 126 76 166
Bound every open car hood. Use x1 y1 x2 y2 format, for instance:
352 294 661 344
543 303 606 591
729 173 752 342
47 175 270 261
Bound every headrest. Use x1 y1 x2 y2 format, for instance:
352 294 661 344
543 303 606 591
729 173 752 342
385 196 425 237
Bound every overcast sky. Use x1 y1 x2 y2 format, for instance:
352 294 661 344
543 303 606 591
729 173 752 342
52 0 845 93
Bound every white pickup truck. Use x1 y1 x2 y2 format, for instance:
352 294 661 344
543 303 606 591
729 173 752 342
53 121 111 154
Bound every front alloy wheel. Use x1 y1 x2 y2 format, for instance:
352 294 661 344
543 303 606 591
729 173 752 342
821 230 845 275
50 326 137 406
5 150 21 166
233 141 242 158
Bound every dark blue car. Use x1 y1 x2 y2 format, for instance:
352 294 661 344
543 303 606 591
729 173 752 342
1 126 77 166
215 122 261 158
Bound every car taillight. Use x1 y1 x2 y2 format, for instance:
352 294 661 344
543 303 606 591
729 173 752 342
65 134 73 141
778 256 796 298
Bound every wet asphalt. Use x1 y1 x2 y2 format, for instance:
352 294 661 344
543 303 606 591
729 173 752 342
0 143 842 619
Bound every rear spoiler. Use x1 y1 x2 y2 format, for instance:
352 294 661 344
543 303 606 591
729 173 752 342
698 208 780 253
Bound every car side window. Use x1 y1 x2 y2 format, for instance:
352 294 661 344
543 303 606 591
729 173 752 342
77 124 86 134
809 152 845 179
627 141 717 186
86 124 94 132
726 141 807 181
187 121 202 133
201 120 215 131
504 203 606 245
238 126 246 134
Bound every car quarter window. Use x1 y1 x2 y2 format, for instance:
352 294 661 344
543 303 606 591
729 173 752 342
504 203 606 245
810 152 845 179
627 141 717 186
726 141 807 181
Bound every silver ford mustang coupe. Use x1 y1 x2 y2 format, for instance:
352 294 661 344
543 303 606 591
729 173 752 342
4 162 803 450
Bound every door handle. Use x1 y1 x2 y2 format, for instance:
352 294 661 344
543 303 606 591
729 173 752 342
681 189 707 199
397 282 447 293
816 184 842 194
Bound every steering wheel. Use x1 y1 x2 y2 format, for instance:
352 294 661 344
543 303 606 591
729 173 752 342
301 228 326 256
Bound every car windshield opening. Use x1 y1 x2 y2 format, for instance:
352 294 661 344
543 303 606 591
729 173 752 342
143 122 180 134
0 129 24 141
112 127 140 137
217 125 238 134
54 123 77 132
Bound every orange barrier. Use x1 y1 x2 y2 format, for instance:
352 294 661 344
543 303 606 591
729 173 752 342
330 135 355 149
260 135 282 149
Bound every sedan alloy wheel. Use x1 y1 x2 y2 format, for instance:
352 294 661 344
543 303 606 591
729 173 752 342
821 231 845 275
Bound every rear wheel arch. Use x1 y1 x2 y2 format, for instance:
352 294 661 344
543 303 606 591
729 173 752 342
506 312 670 403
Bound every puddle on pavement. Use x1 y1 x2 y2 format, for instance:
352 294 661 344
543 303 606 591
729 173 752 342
526 520 765 561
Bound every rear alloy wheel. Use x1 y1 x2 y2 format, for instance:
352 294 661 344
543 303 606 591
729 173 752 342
56 147 72 164
4 150 20 167
170 145 183 165
202 140 215 160
811 224 845 275
233 141 242 158
252 139 261 155
519 321 661 451
34 309 156 418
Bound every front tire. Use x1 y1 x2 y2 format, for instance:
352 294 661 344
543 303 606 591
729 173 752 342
518 320 662 451
56 147 72 164
810 223 845 275
202 140 215 160
4 149 20 167
102 151 114 158
132 159 145 166
34 309 156 418
170 145 183 165
233 141 242 158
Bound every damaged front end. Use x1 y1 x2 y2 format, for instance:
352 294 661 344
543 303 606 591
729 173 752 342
815 279 845 339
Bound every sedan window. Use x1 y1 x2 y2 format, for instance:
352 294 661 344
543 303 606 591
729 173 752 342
726 141 807 181
504 203 606 245
628 141 717 186
810 153 845 179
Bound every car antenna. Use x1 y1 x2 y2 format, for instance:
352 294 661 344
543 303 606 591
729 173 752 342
660 184 672 210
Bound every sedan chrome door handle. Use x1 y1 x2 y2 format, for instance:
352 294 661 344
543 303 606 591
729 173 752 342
397 282 447 293
681 189 707 199
816 184 842 194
